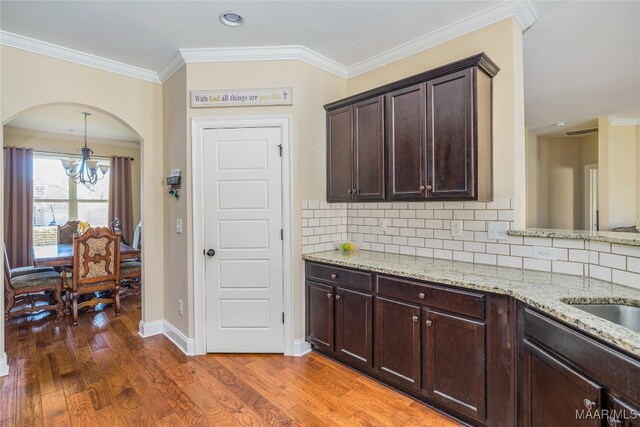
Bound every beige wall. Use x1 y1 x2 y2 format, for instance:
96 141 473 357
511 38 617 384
0 45 165 367
599 118 640 229
162 65 189 334
2 130 142 228
525 127 539 227
347 18 526 212
538 134 598 229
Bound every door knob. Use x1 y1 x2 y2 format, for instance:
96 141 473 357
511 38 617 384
206 249 216 257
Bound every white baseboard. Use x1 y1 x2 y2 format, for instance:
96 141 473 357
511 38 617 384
162 320 195 356
294 338 311 356
138 319 164 338
0 352 8 377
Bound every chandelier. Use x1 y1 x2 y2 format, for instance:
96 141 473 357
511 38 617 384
61 112 109 185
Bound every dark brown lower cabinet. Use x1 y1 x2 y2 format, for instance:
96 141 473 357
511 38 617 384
374 296 421 390
305 280 334 353
422 309 486 422
610 396 640 427
521 339 603 427
335 287 372 369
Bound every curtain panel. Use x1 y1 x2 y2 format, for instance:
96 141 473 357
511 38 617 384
108 156 134 245
3 147 34 267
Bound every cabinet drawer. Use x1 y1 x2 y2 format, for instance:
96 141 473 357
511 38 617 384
376 275 485 320
306 262 373 292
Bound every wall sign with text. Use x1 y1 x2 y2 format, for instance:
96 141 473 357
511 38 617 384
191 88 293 108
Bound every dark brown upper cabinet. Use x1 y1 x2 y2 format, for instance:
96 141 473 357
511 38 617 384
325 53 498 202
326 96 385 202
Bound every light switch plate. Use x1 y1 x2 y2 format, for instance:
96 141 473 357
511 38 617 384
176 218 183 234
451 220 463 237
487 222 509 240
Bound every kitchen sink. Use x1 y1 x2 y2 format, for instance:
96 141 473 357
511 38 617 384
570 304 640 333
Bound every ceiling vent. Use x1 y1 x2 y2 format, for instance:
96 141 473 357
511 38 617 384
565 127 598 136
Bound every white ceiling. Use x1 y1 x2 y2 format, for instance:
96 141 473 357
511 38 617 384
0 1 638 138
5 105 140 143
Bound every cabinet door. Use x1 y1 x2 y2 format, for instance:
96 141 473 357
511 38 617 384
374 297 421 390
521 339 603 427
422 309 486 422
353 96 385 200
609 396 640 427
305 281 334 353
426 69 475 199
335 287 373 370
386 83 427 200
327 105 353 202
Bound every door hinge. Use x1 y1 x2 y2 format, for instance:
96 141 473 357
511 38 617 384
282 312 285 324
281 229 284 240
278 144 283 157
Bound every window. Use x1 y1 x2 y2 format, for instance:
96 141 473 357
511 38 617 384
33 153 110 246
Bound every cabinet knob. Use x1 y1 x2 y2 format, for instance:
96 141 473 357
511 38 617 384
412 315 419 323
327 293 332 299
426 185 433 191
331 273 338 279
335 295 341 300
425 320 433 326
419 185 426 191
583 399 597 410
607 418 622 426
347 189 353 194
418 292 425 300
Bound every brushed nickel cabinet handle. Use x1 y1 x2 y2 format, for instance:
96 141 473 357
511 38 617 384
327 293 332 299
418 293 425 300
419 185 426 191
347 189 353 194
412 315 419 323
331 273 338 279
426 185 433 191
425 320 433 326
607 418 622 426
583 399 596 410
335 295 341 300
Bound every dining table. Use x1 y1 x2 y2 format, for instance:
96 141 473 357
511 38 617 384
32 243 141 268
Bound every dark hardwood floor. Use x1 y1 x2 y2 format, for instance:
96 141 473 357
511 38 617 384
0 295 460 426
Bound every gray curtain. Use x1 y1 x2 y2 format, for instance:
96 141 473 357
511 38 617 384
108 156 134 245
3 147 34 267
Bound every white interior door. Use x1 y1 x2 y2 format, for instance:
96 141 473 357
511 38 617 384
204 126 284 353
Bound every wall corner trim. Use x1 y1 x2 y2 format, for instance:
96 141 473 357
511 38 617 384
293 339 312 357
162 320 196 356
138 319 164 338
0 352 8 377
0 30 161 84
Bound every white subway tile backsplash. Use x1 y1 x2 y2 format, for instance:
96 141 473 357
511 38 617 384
302 199 639 289
599 253 626 270
611 270 640 289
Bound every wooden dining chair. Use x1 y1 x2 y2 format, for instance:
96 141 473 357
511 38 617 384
120 221 142 298
57 220 81 244
63 227 121 326
4 244 63 323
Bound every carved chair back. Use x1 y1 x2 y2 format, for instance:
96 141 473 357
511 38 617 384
72 227 121 292
58 220 81 244
3 243 11 291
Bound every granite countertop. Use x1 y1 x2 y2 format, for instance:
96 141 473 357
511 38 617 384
508 228 640 247
303 250 640 358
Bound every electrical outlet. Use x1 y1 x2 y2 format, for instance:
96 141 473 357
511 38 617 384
178 299 184 316
176 218 183 234
451 220 463 237
487 222 510 240
533 246 558 260
378 218 388 232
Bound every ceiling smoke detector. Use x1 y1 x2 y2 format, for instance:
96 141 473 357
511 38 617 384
219 11 244 27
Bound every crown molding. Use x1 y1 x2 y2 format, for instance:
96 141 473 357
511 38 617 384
158 52 186 83
3 126 140 147
179 45 348 79
346 0 537 78
608 116 640 126
0 31 161 84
